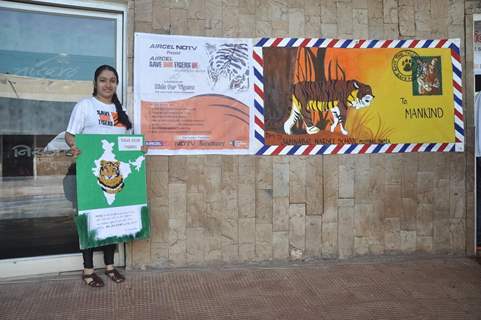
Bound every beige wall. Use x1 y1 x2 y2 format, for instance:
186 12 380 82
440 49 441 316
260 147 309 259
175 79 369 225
126 0 478 268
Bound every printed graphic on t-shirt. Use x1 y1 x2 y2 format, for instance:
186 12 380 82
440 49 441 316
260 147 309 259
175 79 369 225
97 110 126 128
97 110 114 126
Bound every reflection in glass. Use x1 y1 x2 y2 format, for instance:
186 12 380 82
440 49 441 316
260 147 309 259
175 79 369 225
0 8 116 80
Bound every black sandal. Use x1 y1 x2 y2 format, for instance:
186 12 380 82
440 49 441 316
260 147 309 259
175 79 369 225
105 268 125 283
82 272 104 287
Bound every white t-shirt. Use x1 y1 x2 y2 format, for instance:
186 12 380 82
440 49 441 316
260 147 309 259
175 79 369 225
66 97 129 135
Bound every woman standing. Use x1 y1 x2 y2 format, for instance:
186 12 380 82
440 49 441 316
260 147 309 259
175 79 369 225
65 65 131 287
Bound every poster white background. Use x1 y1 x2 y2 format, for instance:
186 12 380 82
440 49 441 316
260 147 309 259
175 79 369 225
80 205 143 240
134 33 254 155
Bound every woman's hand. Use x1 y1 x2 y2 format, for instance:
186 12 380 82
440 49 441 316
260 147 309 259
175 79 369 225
64 132 80 158
70 145 81 158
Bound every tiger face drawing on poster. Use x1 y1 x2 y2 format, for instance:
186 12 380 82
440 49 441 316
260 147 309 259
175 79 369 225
97 160 124 194
284 75 374 136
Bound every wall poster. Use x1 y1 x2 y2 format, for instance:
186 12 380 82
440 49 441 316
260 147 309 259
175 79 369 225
252 38 463 155
75 134 149 249
134 33 254 155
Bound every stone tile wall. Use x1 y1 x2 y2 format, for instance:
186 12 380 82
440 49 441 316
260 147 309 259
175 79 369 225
126 0 473 268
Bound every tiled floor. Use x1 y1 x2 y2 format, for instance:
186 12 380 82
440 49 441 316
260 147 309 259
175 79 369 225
1 257 481 320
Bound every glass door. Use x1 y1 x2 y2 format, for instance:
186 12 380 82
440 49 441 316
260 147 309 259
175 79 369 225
0 0 126 277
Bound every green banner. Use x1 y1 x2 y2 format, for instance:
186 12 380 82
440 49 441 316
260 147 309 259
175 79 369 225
75 134 149 249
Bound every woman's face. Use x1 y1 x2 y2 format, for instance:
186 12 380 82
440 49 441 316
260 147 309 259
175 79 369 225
95 70 118 102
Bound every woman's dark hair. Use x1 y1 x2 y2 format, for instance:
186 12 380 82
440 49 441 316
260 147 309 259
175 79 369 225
93 65 132 130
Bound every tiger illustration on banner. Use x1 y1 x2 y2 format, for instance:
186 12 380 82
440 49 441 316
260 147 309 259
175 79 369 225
284 79 374 136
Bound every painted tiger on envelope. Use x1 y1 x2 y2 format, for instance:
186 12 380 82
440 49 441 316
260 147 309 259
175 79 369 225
283 79 374 136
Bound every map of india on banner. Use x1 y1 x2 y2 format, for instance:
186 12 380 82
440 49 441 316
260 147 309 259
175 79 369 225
253 38 463 155
134 33 254 155
75 134 149 249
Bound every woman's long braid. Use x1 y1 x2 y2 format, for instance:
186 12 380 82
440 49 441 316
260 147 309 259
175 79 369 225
112 93 132 130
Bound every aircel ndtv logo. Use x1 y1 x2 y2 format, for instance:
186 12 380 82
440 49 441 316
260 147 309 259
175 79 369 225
149 44 198 50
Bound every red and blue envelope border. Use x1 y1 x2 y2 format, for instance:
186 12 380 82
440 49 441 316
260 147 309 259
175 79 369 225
252 38 463 155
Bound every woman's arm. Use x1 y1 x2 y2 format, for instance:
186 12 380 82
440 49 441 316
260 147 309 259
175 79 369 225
65 132 80 157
